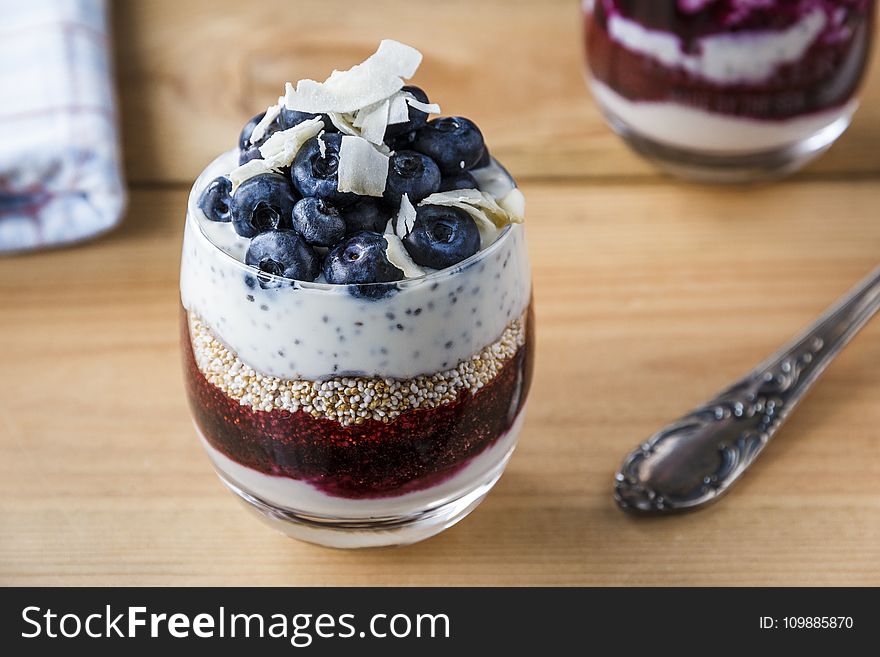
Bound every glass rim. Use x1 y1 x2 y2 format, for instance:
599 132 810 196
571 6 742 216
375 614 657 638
186 148 519 291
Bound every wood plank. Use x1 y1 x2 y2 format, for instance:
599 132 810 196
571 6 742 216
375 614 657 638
111 0 880 186
1 180 878 585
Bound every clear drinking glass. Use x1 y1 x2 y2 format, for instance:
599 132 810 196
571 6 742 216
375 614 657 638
180 150 534 548
583 0 875 182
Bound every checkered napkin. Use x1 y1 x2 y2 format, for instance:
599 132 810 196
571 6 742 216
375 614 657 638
0 0 126 253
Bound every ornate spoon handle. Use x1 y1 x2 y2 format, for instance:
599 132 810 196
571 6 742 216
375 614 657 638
615 266 880 514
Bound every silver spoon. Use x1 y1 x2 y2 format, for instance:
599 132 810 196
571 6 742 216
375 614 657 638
615 266 880 514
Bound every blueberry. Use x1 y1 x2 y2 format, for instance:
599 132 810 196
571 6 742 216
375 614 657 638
291 197 346 247
387 129 417 152
412 117 485 174
384 151 441 207
403 205 480 269
238 111 281 150
230 173 297 238
473 145 492 169
323 231 404 286
279 107 337 132
238 146 262 165
384 85 431 141
245 230 320 283
239 112 264 150
291 133 357 206
197 176 232 222
341 197 390 234
438 171 478 192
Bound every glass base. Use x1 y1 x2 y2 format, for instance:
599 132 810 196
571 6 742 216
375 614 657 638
215 446 515 549
603 108 852 184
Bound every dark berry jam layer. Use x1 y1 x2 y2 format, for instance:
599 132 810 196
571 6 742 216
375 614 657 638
607 0 872 42
182 305 534 500
586 0 874 119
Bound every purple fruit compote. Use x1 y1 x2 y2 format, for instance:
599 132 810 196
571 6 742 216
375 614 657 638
584 0 875 181
180 41 533 548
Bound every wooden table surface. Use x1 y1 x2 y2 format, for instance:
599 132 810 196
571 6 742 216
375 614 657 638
2 0 879 586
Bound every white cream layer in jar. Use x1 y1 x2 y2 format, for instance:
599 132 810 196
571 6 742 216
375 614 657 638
180 150 531 380
590 80 858 153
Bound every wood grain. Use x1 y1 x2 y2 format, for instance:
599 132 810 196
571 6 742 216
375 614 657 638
2 180 879 585
110 0 880 185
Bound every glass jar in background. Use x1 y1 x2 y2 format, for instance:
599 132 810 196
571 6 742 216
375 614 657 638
583 0 875 182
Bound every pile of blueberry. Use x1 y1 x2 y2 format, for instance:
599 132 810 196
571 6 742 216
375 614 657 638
198 86 491 292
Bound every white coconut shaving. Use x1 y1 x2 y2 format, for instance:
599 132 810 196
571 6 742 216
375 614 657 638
282 43 438 147
327 111 359 136
420 189 522 226
228 117 324 193
384 234 425 279
284 40 422 114
353 98 391 145
336 135 389 197
394 194 417 238
352 99 381 128
498 188 526 222
386 89 440 126
229 159 275 194
327 113 392 155
257 116 324 168
387 92 411 125
249 99 283 144
317 130 327 158
404 94 440 115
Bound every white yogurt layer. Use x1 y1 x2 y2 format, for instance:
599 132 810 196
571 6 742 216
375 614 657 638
590 79 857 153
180 150 531 381
199 408 525 519
606 8 828 85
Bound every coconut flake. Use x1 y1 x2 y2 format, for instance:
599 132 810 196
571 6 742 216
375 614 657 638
229 117 324 193
337 135 389 197
354 98 391 145
465 209 500 249
327 112 359 136
404 95 440 115
383 90 441 128
229 159 274 194
285 40 422 114
394 194 417 238
387 92 411 125
384 234 425 279
498 188 526 222
249 100 283 144
328 111 393 154
317 130 327 158
257 116 324 168
420 189 522 227
353 100 378 128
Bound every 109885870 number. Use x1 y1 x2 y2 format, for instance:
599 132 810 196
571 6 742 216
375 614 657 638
783 617 853 629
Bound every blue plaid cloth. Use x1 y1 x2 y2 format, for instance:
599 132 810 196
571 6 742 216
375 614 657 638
0 0 125 253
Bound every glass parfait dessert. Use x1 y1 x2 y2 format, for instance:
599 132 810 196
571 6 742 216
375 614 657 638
584 0 875 182
180 41 533 548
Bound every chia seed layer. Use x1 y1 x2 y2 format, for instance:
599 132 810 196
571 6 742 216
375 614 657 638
586 0 874 119
182 304 535 499
181 151 532 382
